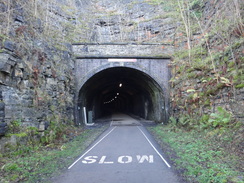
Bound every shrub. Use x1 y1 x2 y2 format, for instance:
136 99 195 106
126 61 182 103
208 107 232 128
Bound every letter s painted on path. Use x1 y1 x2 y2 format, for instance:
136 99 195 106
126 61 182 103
82 156 98 164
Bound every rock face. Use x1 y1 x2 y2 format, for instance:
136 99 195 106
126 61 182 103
76 0 176 43
0 44 75 126
0 44 75 127
0 0 75 151
0 123 7 136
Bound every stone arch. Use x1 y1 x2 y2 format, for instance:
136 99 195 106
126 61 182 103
75 60 170 124
77 61 167 94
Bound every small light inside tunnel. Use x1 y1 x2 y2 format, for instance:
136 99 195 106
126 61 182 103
117 93 119 95
119 83 122 87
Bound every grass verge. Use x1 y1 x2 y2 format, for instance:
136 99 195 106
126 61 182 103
0 124 108 183
148 125 243 183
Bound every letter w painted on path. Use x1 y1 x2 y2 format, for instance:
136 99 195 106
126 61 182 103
137 155 153 163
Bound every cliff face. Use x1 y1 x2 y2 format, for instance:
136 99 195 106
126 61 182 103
0 0 76 150
85 1 176 43
71 0 177 44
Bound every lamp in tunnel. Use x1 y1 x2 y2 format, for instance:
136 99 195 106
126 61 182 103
117 93 119 95
119 83 122 87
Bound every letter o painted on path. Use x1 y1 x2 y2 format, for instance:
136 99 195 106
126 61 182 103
118 156 132 164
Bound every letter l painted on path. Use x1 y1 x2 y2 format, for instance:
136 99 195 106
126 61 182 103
99 156 114 164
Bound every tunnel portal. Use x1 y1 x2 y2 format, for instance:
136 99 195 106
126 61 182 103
75 58 171 124
73 43 172 124
79 66 164 121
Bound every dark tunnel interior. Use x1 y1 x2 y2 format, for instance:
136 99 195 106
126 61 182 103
78 67 167 123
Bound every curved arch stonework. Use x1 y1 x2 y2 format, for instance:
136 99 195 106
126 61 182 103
74 58 171 123
73 44 172 124
76 60 169 94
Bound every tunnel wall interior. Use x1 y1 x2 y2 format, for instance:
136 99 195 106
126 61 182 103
77 66 168 123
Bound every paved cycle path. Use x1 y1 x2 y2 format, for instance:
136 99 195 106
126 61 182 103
52 114 183 183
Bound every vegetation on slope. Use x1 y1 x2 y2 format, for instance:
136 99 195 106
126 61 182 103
148 0 243 182
168 0 243 150
149 124 243 183
0 124 108 183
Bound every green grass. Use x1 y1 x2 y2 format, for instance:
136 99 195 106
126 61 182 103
148 125 243 183
0 125 108 183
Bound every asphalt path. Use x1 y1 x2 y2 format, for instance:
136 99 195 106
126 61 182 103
52 113 183 183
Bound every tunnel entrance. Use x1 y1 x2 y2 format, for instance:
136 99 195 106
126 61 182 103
77 66 168 124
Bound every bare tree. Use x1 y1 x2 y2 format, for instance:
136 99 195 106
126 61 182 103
177 0 192 63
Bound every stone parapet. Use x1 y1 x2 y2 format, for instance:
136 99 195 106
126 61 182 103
73 43 174 58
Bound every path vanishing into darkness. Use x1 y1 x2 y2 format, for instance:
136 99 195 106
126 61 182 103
52 113 183 183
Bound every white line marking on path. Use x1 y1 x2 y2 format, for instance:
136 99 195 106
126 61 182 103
137 126 171 168
68 126 117 169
